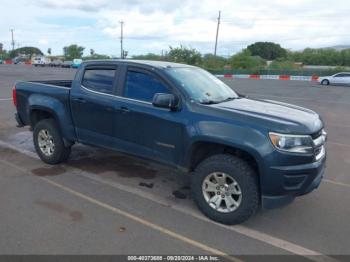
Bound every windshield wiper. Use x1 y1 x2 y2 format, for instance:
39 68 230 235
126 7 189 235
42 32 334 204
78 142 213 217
220 97 236 103
199 97 237 105
199 100 219 105
199 96 237 105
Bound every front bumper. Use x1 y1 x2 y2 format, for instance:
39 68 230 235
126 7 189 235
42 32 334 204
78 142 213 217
261 154 326 209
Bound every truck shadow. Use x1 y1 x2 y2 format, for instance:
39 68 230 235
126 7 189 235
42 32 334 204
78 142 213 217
6 131 192 200
67 155 157 180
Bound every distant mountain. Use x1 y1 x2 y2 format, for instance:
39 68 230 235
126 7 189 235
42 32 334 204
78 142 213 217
323 45 350 51
296 45 350 52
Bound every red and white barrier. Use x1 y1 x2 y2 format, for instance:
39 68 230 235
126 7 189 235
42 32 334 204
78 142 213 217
1 60 32 65
216 74 319 82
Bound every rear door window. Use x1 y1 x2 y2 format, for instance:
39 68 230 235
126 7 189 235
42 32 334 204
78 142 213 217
82 68 117 94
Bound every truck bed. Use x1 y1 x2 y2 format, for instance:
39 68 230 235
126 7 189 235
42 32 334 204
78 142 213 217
15 80 73 135
28 80 73 88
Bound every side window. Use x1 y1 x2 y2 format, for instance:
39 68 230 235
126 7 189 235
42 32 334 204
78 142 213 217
124 71 170 102
334 73 344 77
82 69 116 94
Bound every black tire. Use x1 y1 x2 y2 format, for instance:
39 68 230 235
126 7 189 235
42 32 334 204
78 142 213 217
33 118 71 165
321 79 329 85
192 154 259 225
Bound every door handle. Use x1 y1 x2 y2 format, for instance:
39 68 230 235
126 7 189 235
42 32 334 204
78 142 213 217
73 98 86 103
120 106 130 113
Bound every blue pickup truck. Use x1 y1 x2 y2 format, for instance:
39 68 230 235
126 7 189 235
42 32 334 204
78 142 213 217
13 60 327 224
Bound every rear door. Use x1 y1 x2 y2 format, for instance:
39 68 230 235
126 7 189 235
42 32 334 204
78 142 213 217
70 65 119 147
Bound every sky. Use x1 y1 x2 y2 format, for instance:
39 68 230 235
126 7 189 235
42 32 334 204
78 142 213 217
0 0 349 57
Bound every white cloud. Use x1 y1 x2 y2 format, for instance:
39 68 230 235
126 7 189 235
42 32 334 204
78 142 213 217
0 0 349 56
38 38 49 45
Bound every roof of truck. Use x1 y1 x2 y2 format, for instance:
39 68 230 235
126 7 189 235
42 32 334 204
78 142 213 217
82 59 194 69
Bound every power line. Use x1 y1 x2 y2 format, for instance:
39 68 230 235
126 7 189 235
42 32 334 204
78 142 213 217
214 10 221 57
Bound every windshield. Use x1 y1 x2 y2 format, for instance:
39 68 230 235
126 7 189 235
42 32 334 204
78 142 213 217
166 67 238 104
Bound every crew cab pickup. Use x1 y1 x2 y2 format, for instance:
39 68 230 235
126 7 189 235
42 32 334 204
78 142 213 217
13 60 327 224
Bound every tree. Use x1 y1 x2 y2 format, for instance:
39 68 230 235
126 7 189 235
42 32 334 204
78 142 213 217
168 45 202 65
63 44 85 60
229 49 266 70
47 48 51 55
9 46 43 58
83 53 110 60
202 53 228 71
0 44 10 60
247 42 287 60
288 48 350 66
341 49 350 67
90 49 95 56
0 43 4 60
132 53 165 61
269 58 301 70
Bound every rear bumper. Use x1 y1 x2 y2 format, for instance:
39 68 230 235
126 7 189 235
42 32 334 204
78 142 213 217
15 113 25 127
261 154 326 209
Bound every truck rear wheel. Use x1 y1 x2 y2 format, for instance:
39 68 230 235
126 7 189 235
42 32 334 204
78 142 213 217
33 119 71 164
192 154 259 225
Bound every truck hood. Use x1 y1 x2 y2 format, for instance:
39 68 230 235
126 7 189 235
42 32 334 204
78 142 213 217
210 98 323 134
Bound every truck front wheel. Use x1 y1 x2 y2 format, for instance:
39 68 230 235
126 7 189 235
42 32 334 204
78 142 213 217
192 154 259 224
33 119 71 164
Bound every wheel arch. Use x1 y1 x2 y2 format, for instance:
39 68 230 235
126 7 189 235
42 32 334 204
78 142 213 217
186 140 262 178
28 94 76 143
321 78 330 84
29 107 74 147
29 106 59 128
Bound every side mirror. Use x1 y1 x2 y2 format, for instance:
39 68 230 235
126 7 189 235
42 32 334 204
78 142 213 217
152 93 178 111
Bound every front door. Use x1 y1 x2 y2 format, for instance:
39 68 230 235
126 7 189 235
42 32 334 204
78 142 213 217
113 67 186 165
332 73 345 84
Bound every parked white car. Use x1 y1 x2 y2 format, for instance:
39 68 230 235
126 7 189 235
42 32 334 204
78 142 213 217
318 72 350 86
33 56 50 67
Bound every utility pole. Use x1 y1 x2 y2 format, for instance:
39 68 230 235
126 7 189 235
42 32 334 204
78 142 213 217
10 29 15 51
214 11 221 57
120 21 124 59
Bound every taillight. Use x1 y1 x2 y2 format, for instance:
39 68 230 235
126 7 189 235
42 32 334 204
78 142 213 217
12 87 17 107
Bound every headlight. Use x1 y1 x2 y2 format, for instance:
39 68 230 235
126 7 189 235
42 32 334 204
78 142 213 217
269 132 314 154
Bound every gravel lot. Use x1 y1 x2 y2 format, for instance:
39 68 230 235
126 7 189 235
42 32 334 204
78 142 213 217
0 64 349 261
